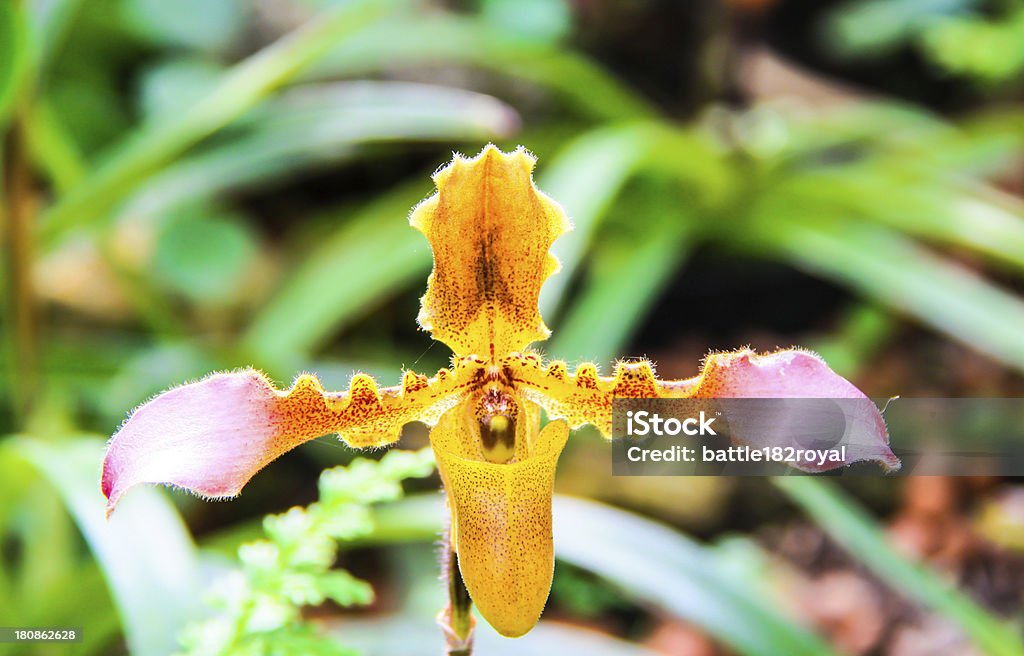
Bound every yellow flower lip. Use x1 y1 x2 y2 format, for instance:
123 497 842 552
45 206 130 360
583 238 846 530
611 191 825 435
430 399 571 637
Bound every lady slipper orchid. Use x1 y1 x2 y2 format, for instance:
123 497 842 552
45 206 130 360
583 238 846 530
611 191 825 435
102 145 899 639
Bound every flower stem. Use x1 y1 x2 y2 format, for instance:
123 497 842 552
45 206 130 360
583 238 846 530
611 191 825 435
439 530 474 655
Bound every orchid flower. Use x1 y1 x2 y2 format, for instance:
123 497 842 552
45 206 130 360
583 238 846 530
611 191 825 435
102 145 898 640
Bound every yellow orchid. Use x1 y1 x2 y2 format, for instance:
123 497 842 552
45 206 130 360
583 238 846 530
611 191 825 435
102 145 897 641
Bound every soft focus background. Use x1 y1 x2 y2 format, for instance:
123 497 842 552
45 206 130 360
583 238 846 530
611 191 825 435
3 0 1024 654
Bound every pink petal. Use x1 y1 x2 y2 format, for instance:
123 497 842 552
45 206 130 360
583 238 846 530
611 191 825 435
103 365 467 514
102 370 281 514
694 349 900 472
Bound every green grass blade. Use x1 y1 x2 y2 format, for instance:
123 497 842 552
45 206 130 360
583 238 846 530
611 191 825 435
550 221 691 364
28 0 87 69
552 496 840 656
777 170 1024 271
38 0 395 248
807 304 896 376
0 2 28 129
939 191 1024 269
537 124 659 317
538 121 727 316
316 15 656 121
761 218 1024 371
121 82 517 219
774 477 1024 656
879 186 1024 271
23 97 87 193
11 437 205 656
242 182 432 368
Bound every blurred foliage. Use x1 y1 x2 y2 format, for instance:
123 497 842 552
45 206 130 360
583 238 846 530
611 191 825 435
3 0 1024 653
334 492 845 656
827 0 1024 85
179 448 435 656
5 437 206 655
776 476 1024 656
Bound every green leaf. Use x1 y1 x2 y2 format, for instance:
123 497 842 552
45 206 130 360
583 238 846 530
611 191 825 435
539 122 729 318
120 81 517 220
11 437 205 656
318 571 374 607
775 477 1024 656
776 168 1024 271
900 190 1024 270
937 192 1024 268
0 443 123 654
537 125 658 317
480 0 571 43
552 496 840 656
242 182 433 367
823 0 968 59
775 101 946 158
759 218 1024 371
28 0 87 68
316 14 656 121
23 97 88 193
0 2 28 128
181 449 434 655
318 449 435 510
376 446 437 480
807 304 895 376
13 480 75 614
918 8 1024 82
38 0 397 249
138 57 227 121
549 171 698 362
153 210 258 302
122 0 244 53
350 494 451 546
550 222 691 364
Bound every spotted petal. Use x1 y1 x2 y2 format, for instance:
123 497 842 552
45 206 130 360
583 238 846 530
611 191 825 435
430 398 570 637
411 145 571 358
513 348 899 471
102 365 476 514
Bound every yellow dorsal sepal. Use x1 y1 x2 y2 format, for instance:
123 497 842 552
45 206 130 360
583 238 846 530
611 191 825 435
410 145 571 358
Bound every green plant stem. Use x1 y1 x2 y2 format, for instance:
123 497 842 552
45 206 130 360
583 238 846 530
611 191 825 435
224 594 257 652
774 477 1024 656
38 0 396 249
3 114 38 425
440 527 474 655
23 97 86 193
